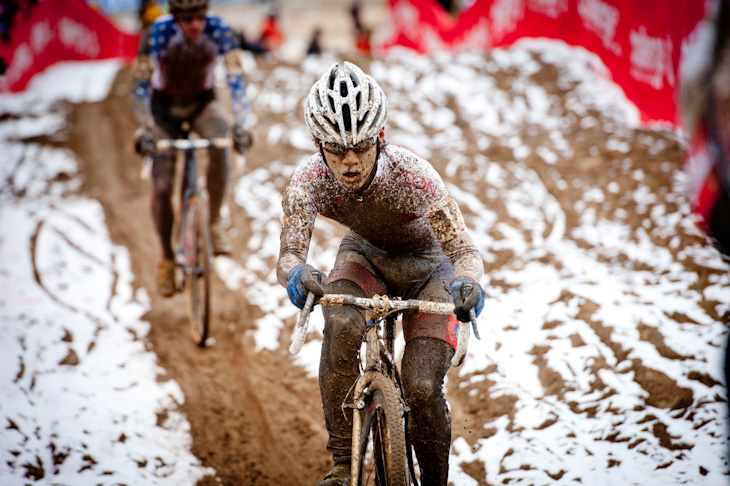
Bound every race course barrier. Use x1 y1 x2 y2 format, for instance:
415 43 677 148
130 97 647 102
0 0 139 93
383 0 708 127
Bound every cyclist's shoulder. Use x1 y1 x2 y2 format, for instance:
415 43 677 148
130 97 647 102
203 12 228 28
148 14 176 35
383 144 437 171
144 15 177 52
203 14 239 48
382 144 444 184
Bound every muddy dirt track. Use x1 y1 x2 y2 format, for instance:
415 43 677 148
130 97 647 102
65 46 729 486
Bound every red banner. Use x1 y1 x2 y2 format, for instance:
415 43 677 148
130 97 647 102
0 0 139 93
383 0 708 126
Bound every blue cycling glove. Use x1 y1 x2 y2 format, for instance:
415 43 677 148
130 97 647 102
449 277 485 322
287 264 326 309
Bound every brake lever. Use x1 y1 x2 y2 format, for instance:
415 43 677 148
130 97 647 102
461 282 481 340
290 291 316 355
470 308 480 340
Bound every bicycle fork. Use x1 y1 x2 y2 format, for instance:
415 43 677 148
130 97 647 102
351 311 381 486
350 370 380 486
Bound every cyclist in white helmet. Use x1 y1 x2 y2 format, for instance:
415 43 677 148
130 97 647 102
277 62 486 486
130 0 253 296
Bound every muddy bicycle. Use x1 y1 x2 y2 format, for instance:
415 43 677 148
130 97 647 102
152 134 232 347
290 292 480 486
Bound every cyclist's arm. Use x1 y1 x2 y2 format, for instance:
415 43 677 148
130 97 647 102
224 49 250 126
277 185 317 287
129 27 156 129
215 18 250 126
425 194 484 282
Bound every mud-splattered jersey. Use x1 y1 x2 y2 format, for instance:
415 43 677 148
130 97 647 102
130 14 249 126
277 144 484 286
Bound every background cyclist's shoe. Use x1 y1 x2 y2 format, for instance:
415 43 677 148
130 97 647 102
211 222 232 255
157 259 176 297
318 462 350 486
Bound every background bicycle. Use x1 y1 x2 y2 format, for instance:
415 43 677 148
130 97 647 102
150 134 232 347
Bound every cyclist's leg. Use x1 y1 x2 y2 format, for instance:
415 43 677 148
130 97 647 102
320 278 365 464
320 238 386 465
149 149 177 296
401 260 457 486
150 151 176 261
193 100 231 224
401 338 453 486
149 93 185 261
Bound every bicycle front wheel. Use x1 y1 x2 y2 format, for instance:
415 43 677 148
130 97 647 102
183 194 212 347
355 374 410 486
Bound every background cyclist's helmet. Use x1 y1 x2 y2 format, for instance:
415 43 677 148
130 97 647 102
168 0 209 12
305 62 388 147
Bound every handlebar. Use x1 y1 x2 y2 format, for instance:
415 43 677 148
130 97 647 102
289 293 480 367
156 137 232 151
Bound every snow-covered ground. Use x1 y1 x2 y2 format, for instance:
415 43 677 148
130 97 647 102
1 39 729 485
0 61 213 485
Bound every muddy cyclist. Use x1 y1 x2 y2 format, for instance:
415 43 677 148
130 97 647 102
277 62 486 486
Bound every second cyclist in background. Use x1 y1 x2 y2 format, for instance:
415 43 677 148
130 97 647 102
130 0 253 296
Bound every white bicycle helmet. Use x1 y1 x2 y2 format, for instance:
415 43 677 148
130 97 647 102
168 0 208 12
305 62 388 147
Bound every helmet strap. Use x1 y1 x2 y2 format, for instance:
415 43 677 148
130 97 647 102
359 142 380 191
318 144 330 171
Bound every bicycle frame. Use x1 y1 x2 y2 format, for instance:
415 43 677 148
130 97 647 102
350 312 398 486
154 136 231 346
157 137 231 264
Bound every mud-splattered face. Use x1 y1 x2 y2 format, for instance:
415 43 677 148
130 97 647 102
176 8 207 40
318 130 384 192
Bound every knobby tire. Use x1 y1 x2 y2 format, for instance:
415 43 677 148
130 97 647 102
356 374 409 486
184 194 211 347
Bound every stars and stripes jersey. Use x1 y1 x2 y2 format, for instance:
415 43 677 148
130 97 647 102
130 14 249 125
277 143 484 286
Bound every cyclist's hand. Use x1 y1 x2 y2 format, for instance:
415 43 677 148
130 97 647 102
134 128 156 156
287 264 326 309
232 125 254 154
449 276 485 322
